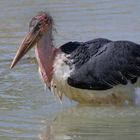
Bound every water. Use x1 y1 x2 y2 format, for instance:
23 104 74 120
43 106 140 140
1 0 140 139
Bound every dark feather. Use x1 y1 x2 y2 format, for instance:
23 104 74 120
60 42 81 54
67 39 140 90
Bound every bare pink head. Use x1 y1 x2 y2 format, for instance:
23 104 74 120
10 11 53 69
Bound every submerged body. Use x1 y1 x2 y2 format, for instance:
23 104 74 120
11 12 140 105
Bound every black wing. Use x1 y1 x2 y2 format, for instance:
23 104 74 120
68 40 140 90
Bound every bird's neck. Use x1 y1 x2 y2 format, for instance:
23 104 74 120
35 30 59 87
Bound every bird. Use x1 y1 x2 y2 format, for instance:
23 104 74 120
10 11 140 105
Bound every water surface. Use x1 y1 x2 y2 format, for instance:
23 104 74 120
1 0 140 139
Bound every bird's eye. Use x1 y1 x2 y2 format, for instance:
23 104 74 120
37 22 42 27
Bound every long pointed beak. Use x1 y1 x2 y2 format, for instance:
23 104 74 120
10 28 41 69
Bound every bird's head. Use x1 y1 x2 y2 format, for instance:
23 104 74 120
10 11 53 69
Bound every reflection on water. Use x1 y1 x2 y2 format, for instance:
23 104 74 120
42 106 140 140
1 0 140 140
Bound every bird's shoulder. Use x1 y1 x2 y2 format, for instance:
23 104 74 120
68 38 112 68
60 41 81 54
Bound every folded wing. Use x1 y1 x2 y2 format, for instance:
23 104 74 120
67 40 140 90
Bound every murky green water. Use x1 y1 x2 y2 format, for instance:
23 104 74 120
1 0 140 139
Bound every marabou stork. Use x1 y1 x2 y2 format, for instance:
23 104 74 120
10 11 140 105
